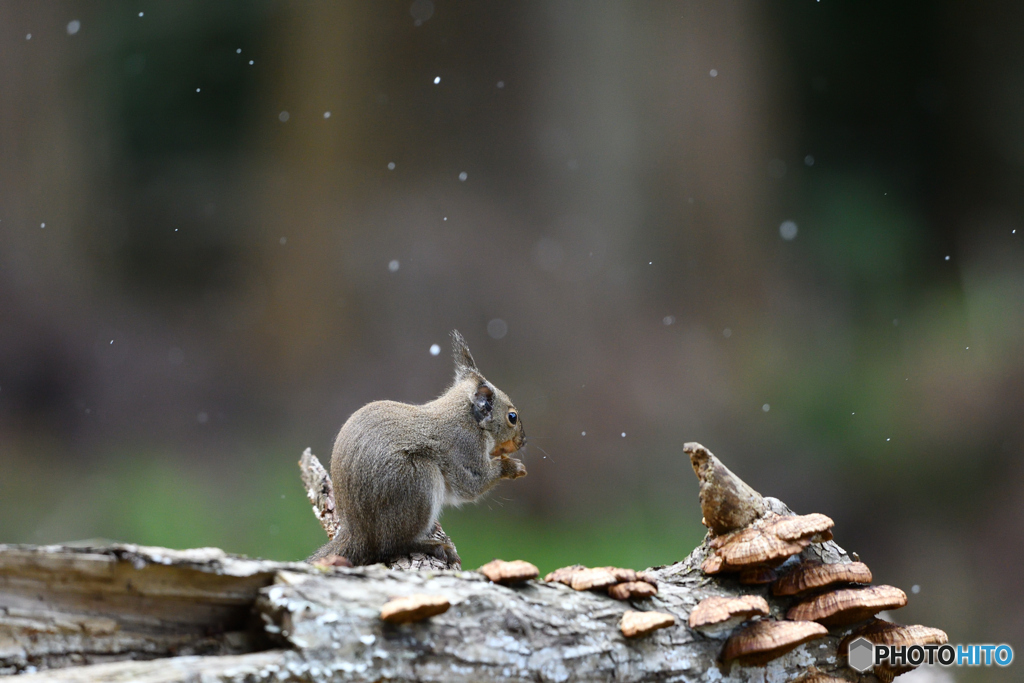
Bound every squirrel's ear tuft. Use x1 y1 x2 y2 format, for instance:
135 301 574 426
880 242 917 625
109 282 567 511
451 329 478 379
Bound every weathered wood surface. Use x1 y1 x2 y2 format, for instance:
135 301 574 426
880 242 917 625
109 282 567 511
0 544 293 675
299 449 342 543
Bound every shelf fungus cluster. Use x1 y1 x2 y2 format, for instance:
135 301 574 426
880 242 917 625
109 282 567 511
684 442 947 679
477 561 667 638
700 512 834 577
474 560 659 603
274 444 948 681
544 563 659 601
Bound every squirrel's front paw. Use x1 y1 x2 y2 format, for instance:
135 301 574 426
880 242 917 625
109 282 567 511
500 456 527 480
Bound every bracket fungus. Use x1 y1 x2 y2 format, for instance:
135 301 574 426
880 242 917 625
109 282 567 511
379 594 450 624
544 565 639 589
620 610 675 638
544 565 655 602
787 585 907 626
688 595 770 638
701 512 834 575
738 566 778 585
772 560 872 597
543 564 586 585
603 567 640 583
636 570 658 587
766 513 834 543
570 567 620 591
544 564 658 600
840 619 948 650
840 619 948 682
608 581 657 600
478 559 539 585
721 619 828 666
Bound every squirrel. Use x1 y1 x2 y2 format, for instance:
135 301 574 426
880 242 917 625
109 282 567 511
310 330 527 566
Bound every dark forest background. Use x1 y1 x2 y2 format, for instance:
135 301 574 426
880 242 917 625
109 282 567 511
1 3 1021 678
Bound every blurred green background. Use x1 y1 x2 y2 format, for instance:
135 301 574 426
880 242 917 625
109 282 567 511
1 2 1022 679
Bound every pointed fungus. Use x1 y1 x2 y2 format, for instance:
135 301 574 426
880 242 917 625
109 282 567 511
685 442 766 535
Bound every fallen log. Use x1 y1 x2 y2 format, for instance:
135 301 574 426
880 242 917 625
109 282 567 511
0 444 920 681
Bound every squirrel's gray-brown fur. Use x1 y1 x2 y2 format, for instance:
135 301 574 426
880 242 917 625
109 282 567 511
310 330 526 566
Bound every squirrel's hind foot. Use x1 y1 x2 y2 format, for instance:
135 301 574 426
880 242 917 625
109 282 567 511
409 537 461 568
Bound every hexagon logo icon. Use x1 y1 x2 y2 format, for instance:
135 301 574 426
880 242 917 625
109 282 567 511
847 636 875 673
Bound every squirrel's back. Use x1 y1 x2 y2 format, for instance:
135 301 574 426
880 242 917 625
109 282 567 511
334 399 437 460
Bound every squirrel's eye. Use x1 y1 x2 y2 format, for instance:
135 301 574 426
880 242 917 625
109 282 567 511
507 411 518 425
